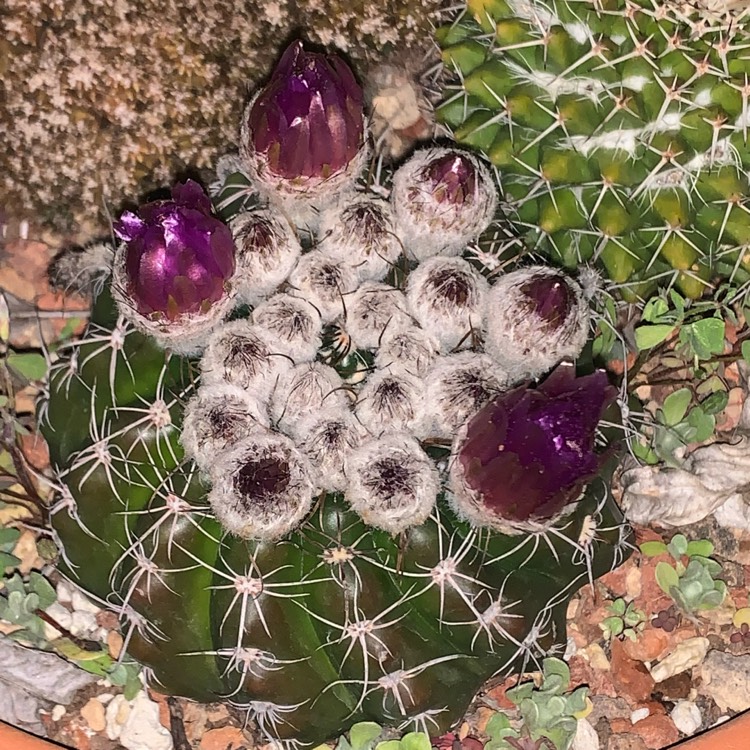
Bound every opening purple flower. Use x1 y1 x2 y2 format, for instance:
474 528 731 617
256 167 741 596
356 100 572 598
450 365 617 531
243 40 364 181
114 180 235 321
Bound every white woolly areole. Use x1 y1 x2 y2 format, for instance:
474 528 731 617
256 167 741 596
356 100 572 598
239 92 370 234
295 411 367 493
181 383 270 472
344 281 413 350
111 242 234 356
270 362 348 435
252 293 323 363
317 194 403 282
199 318 292 403
208 432 315 541
355 368 428 438
406 257 488 352
424 353 508 439
287 250 359 323
346 433 439 535
390 147 497 262
230 209 301 306
484 266 590 382
374 325 440 377
447 417 577 536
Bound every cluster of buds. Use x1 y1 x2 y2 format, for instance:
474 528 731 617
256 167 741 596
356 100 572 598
109 39 610 541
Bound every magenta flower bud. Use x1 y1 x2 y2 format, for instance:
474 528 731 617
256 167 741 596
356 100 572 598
391 146 497 261
240 41 368 230
484 266 590 381
115 180 234 320
449 365 616 534
423 152 477 205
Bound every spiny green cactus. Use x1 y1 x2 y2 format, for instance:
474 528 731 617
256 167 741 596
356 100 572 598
437 0 750 302
39 40 633 746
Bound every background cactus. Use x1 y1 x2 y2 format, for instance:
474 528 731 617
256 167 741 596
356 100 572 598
437 0 750 302
39 41 633 746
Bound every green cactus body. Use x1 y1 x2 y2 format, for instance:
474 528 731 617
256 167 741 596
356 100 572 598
438 0 750 301
41 285 631 744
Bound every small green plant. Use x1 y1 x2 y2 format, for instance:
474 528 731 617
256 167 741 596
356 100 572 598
640 534 727 614
484 658 587 750
319 723 431 750
600 598 646 642
0 571 57 646
627 288 745 467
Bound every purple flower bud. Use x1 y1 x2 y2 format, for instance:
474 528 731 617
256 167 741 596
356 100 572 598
242 41 364 182
423 152 477 205
484 266 590 382
391 147 497 261
114 180 235 322
450 365 617 533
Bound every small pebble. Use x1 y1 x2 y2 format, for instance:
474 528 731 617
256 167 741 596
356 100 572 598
108 631 124 660
51 705 66 722
670 701 702 735
71 589 101 614
649 637 710 683
81 697 107 733
571 718 599 750
631 707 650 723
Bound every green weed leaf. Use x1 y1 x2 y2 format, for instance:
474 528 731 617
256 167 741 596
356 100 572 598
635 324 675 350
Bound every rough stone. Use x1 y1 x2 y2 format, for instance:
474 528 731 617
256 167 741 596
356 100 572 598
670 701 702 735
608 734 648 750
700 650 750 712
571 719 599 750
654 672 692 701
1 0 441 234
588 696 632 727
649 637 710 683
81 698 107 733
622 628 669 663
199 725 250 750
610 639 655 705
630 714 680 749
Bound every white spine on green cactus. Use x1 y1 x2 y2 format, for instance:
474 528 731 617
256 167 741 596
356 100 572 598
270 362 348 435
424 353 507 439
110 243 235 356
483 266 590 381
239 93 370 235
406 257 488 351
208 432 315 541
199 319 292 403
374 325 440 377
252 293 323 363
390 147 497 262
354 368 428 438
317 194 403 282
230 209 302 306
346 432 439 535
287 250 359 323
181 383 270 472
295 411 367 493
344 281 413 350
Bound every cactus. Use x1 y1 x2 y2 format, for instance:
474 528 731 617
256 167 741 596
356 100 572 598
437 0 750 302
40 41 633 745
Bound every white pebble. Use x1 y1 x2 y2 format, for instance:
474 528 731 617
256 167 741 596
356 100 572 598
671 701 702 735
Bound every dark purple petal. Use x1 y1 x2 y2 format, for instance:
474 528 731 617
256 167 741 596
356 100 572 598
118 182 235 320
246 41 364 180
115 211 147 242
171 179 213 214
457 366 616 524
